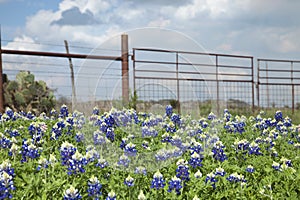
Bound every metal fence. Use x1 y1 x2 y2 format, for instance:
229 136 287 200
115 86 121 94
132 48 254 115
1 34 300 115
258 59 300 112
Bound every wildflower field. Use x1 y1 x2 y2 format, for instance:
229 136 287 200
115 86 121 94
0 105 299 199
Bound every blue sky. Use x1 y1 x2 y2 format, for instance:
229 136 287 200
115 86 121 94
1 0 300 59
1 0 300 107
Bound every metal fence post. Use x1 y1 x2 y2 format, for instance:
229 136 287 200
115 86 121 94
176 52 181 114
121 34 129 104
0 27 4 113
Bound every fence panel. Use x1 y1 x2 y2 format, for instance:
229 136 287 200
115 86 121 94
257 59 300 113
133 48 254 116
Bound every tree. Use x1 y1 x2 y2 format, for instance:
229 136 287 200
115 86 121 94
3 71 56 114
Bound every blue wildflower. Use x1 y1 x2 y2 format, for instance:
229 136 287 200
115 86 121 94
205 172 218 189
87 176 102 200
272 161 281 171
188 152 203 168
106 128 115 142
124 175 134 187
95 158 108 169
168 176 182 195
21 139 41 163
0 171 15 199
275 111 283 122
176 164 190 181
151 171 165 190
106 190 116 200
60 104 69 118
165 105 173 117
67 151 87 175
75 132 84 143
124 142 137 157
60 142 77 166
246 165 255 173
135 166 147 176
215 167 226 177
64 185 82 200
118 154 130 167
212 141 227 162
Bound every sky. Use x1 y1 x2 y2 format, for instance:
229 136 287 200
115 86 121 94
0 0 300 110
1 0 300 59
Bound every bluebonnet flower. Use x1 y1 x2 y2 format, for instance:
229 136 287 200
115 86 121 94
165 105 173 117
208 112 216 120
51 119 66 140
280 157 292 167
226 172 246 183
248 141 262 155
60 141 77 166
176 163 190 181
87 176 102 200
60 104 69 118
194 170 202 178
8 143 19 157
84 147 100 163
223 109 231 122
171 135 182 147
106 128 115 142
5 107 14 119
106 190 116 200
189 141 203 154
124 142 137 157
8 129 19 137
67 151 87 175
64 185 82 200
37 157 50 171
93 131 107 145
95 158 108 169
21 139 42 163
135 166 147 176
141 141 149 149
142 126 158 138
199 118 209 128
215 167 226 177
168 176 182 195
272 161 281 171
0 160 15 177
119 138 128 149
124 175 134 187
246 165 255 173
205 172 218 189
275 110 283 122
171 114 181 126
93 107 100 115
75 132 84 143
151 171 165 190
50 108 57 117
234 139 250 152
0 133 12 149
117 154 130 167
0 171 15 199
161 132 172 143
188 152 203 168
164 121 176 133
155 149 169 161
212 141 227 162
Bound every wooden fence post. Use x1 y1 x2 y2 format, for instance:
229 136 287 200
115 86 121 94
122 34 129 104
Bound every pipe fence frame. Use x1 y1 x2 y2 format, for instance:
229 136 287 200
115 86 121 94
132 48 255 115
257 58 300 113
0 34 129 113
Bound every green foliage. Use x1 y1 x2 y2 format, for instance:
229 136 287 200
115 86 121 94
3 71 56 114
